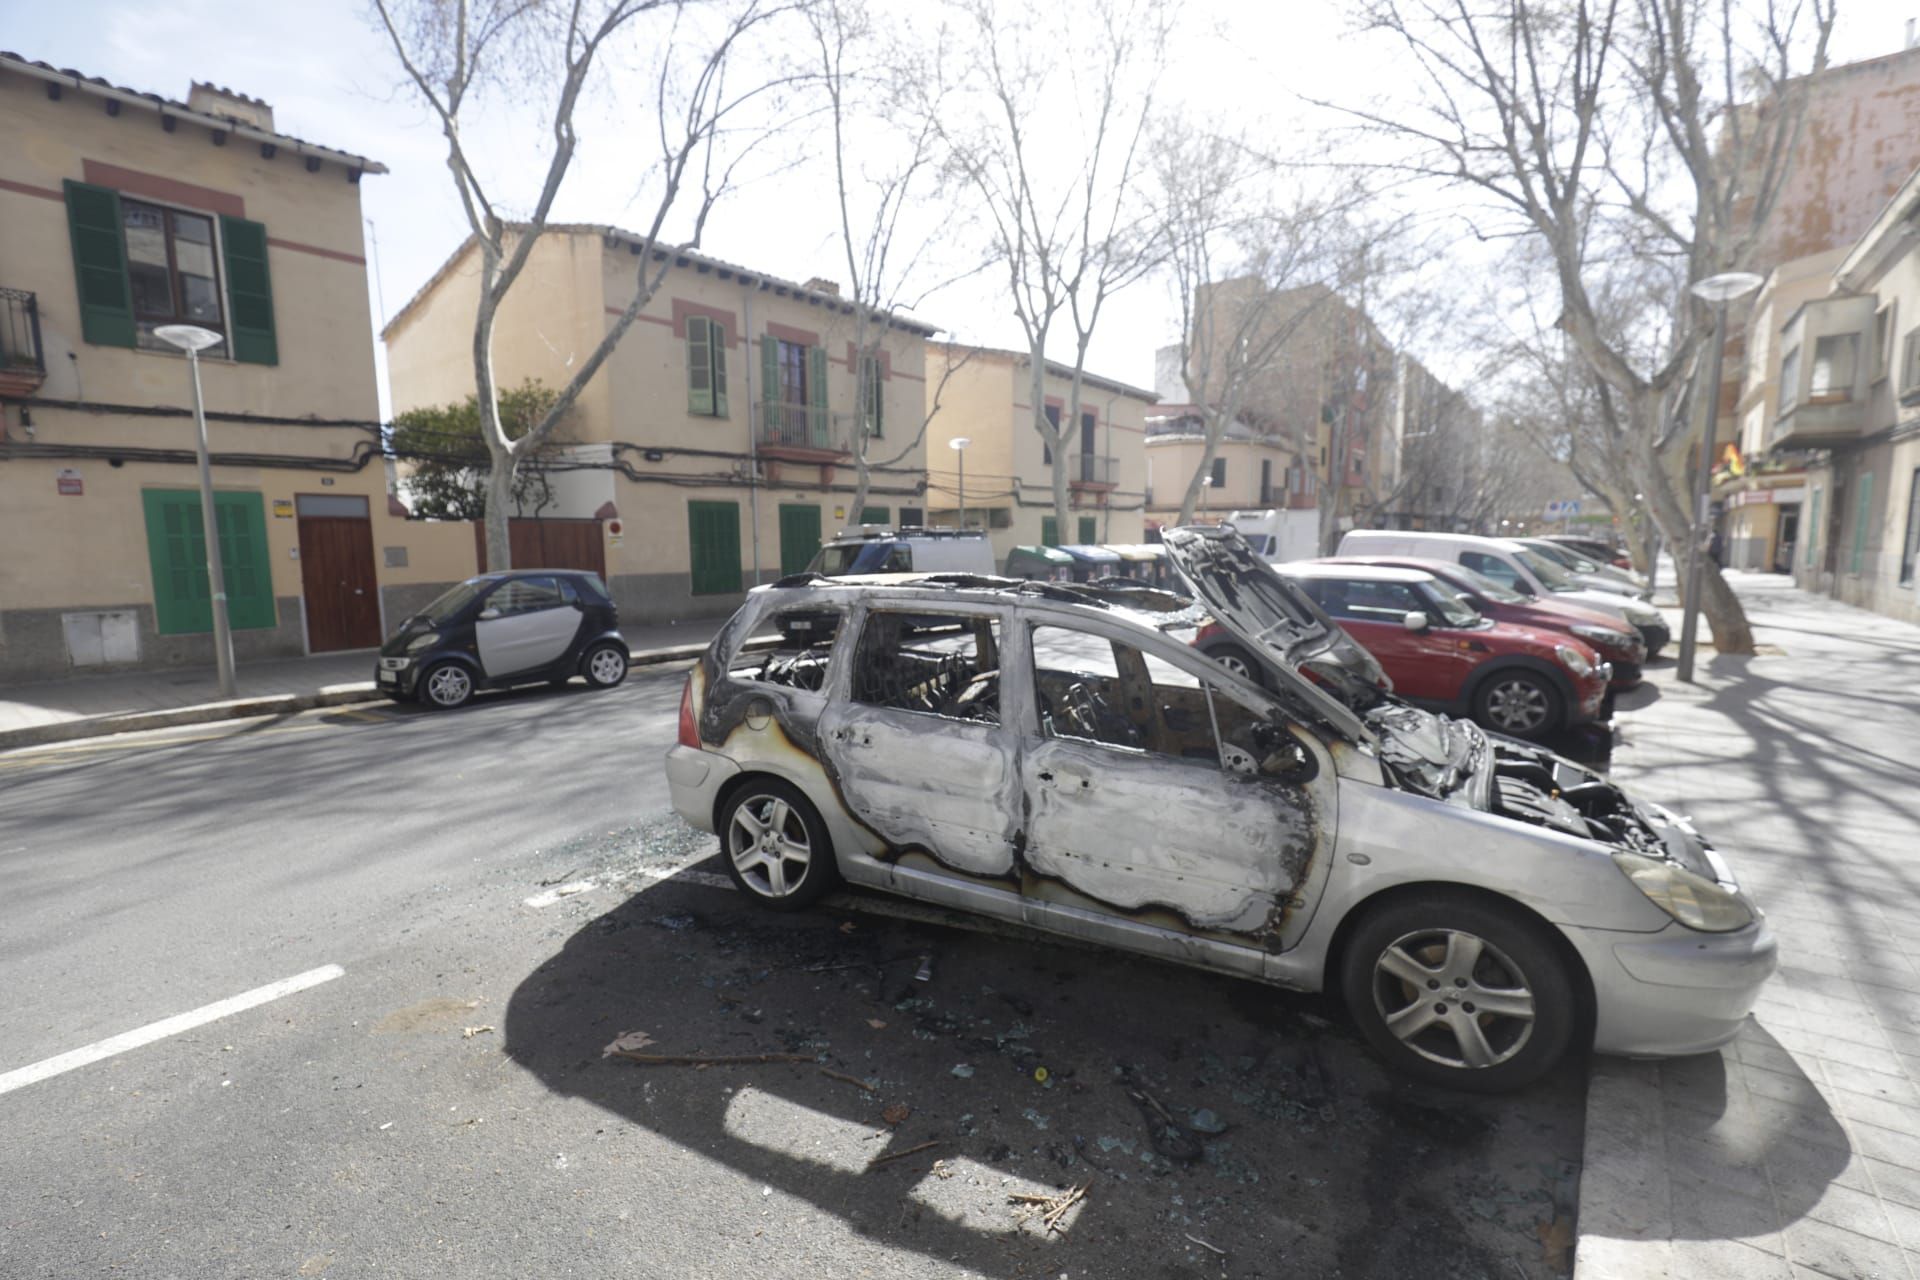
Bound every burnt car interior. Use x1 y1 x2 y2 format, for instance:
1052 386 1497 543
850 613 1002 724
730 608 840 692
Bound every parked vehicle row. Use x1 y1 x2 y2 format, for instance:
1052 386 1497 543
665 524 1773 1091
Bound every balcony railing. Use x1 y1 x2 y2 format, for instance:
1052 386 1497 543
1071 453 1118 486
756 401 853 455
0 288 45 396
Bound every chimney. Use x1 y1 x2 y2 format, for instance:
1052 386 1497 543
1908 17 1918 50
803 277 841 297
186 83 275 132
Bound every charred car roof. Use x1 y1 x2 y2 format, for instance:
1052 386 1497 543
760 571 1206 627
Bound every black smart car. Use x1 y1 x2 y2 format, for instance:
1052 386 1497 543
375 570 629 709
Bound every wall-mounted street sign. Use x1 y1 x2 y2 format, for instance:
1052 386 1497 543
56 468 83 496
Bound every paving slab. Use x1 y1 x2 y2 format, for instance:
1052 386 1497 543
1577 569 1920 1278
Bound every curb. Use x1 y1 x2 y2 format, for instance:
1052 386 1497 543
0 639 733 753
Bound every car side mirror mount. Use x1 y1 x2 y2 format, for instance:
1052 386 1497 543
1402 611 1430 632
478 607 501 621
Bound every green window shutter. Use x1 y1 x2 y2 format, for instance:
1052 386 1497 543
688 500 743 595
778 503 822 577
712 327 729 418
861 354 883 437
808 346 829 446
63 180 136 349
1078 516 1097 544
1041 516 1059 548
1851 472 1874 574
858 506 889 525
220 214 278 365
687 316 714 416
1806 490 1822 568
760 337 779 435
142 490 276 634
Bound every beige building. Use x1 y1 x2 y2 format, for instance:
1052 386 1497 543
383 228 936 622
921 345 1153 561
0 53 467 681
1141 404 1309 530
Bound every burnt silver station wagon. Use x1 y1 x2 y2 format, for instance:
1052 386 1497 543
665 528 1776 1090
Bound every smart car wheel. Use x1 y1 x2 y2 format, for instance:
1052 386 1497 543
583 642 629 688
1341 893 1576 1092
718 779 840 911
1473 669 1560 739
1207 643 1266 689
420 661 475 709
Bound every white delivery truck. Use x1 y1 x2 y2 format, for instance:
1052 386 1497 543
1224 509 1318 563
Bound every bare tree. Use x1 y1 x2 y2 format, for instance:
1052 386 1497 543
1337 0 1836 654
926 0 1174 536
374 0 799 569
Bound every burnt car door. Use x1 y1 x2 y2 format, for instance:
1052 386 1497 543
1015 618 1335 948
816 605 1025 882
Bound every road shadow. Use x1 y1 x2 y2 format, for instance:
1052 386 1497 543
504 870 1588 1278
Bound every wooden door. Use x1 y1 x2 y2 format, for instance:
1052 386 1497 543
299 514 383 651
473 518 606 577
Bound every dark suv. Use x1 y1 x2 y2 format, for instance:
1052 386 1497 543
376 570 629 709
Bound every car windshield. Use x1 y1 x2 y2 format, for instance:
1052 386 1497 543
1516 548 1579 591
1416 578 1484 627
1529 540 1601 573
1449 564 1526 604
808 542 895 576
416 579 488 625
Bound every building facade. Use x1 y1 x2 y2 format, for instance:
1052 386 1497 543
0 54 467 681
383 228 936 623
921 345 1153 562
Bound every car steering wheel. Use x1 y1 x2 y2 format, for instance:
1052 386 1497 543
1063 681 1140 747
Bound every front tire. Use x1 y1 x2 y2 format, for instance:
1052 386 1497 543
583 641 629 688
1340 892 1577 1092
717 779 840 911
1471 668 1561 740
419 661 475 710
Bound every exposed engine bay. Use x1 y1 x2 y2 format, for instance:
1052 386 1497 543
1485 742 1667 856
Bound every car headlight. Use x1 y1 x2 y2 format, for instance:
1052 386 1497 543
1554 644 1593 677
406 632 439 652
1613 852 1754 932
1570 624 1631 652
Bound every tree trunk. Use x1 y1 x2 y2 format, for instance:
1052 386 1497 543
1626 397 1755 656
483 448 516 572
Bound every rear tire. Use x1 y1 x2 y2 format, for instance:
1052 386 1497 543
1471 668 1561 740
1340 891 1577 1093
717 778 840 911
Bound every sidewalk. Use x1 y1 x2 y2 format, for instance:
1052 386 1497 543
0 617 728 745
1577 570 1920 1277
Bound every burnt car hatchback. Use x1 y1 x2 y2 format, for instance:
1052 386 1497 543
664 531 1775 1090
377 569 629 709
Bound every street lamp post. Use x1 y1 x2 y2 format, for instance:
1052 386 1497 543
948 437 972 530
154 324 237 700
1677 272 1764 684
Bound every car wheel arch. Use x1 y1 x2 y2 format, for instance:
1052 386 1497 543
1460 654 1578 707
1321 880 1597 1048
710 767 847 852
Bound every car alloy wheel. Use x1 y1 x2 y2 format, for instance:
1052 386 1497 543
1208 643 1265 689
718 780 840 911
585 642 628 688
1370 928 1535 1070
422 662 474 709
1478 672 1556 737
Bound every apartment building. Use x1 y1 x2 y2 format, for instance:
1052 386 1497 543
921 345 1153 562
0 53 462 681
383 228 936 622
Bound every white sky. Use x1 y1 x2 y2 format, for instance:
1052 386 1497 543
7 0 1908 417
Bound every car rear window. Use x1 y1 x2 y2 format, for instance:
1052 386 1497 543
728 607 844 692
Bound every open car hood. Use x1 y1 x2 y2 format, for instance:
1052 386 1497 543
1160 525 1383 740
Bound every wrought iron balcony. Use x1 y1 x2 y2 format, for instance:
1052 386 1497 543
0 288 45 397
756 401 851 456
1070 453 1119 487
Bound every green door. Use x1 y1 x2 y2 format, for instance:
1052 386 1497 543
142 490 276 634
778 503 822 577
1041 516 1059 547
1078 516 1098 544
688 500 743 595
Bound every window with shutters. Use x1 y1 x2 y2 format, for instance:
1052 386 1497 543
123 199 226 355
858 352 884 437
1041 516 1060 547
1210 456 1227 488
141 490 276 634
1078 516 1097 544
686 315 729 417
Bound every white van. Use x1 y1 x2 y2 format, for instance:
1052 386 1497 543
806 526 997 576
1336 530 1671 656
1225 508 1318 563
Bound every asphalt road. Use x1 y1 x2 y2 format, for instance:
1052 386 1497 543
0 662 1585 1279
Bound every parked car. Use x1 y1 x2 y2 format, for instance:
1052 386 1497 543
376 569 629 709
1199 562 1610 740
1337 530 1671 656
1101 543 1175 589
1319 555 1646 688
665 525 1774 1090
1521 537 1649 597
806 526 996 577
1542 533 1634 571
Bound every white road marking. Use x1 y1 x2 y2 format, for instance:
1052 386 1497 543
0 964 345 1098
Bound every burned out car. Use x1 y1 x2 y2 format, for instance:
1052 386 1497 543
664 530 1775 1090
